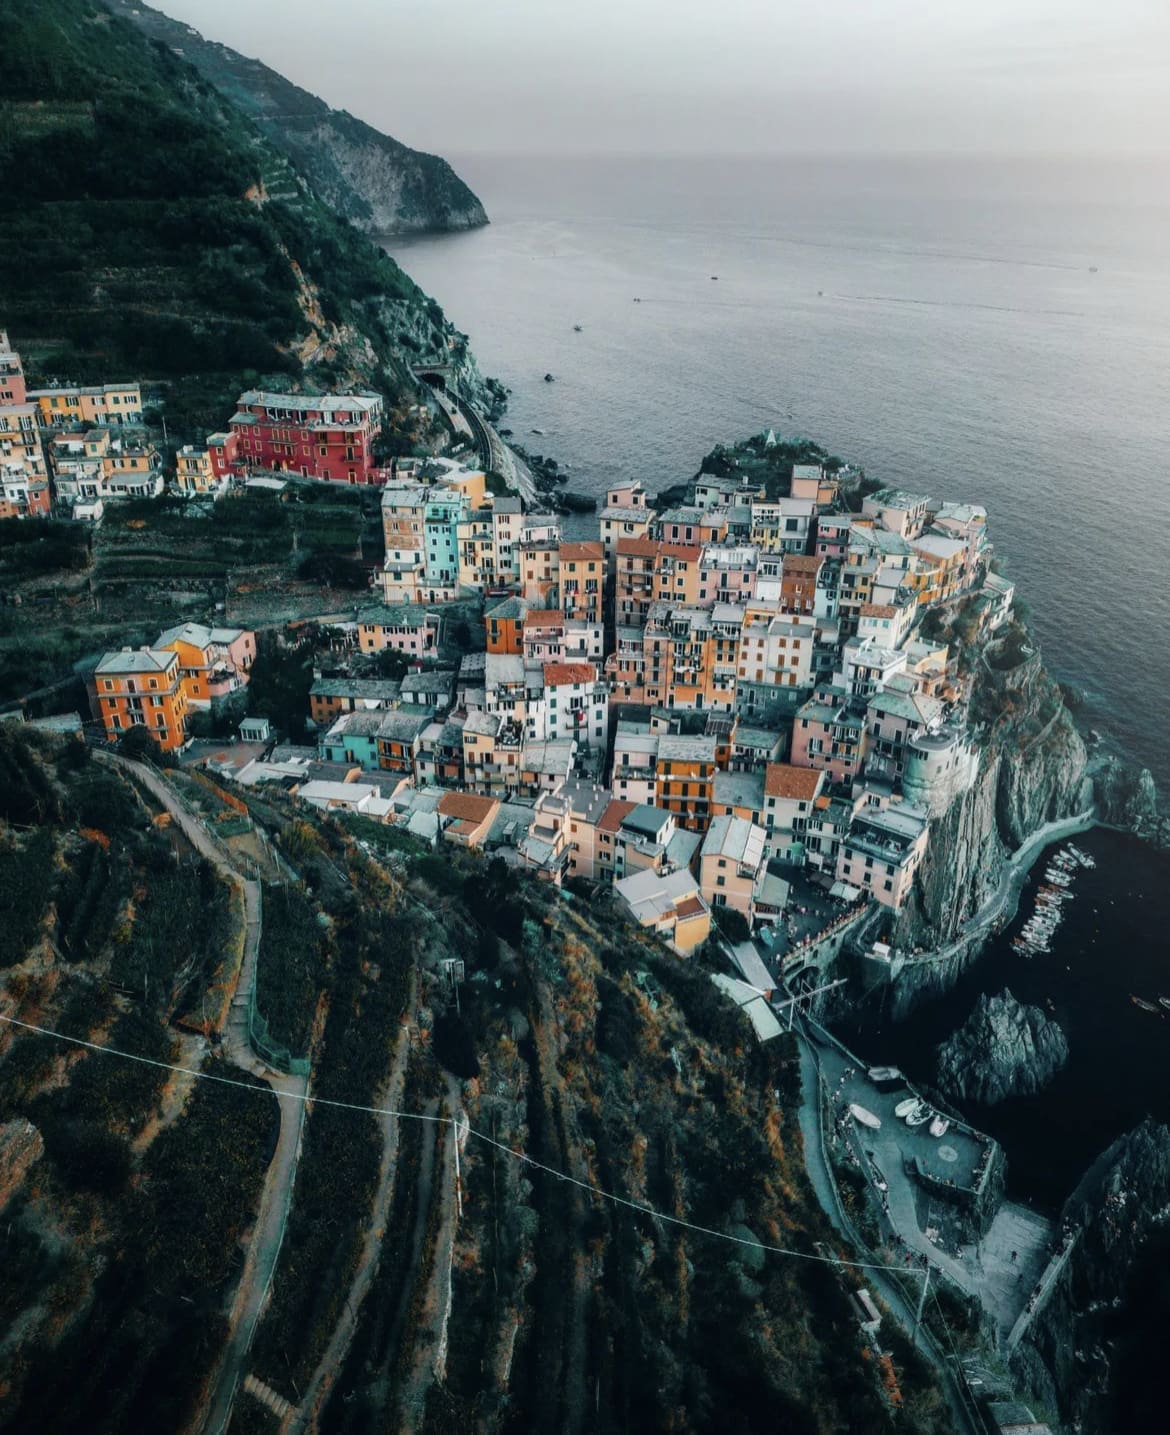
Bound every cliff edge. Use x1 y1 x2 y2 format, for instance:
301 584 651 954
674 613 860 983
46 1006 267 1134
110 0 488 235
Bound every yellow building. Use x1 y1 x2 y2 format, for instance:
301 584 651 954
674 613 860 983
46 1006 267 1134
29 383 143 428
175 445 221 495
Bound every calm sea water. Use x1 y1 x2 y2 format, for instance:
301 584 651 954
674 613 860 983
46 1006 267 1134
384 153 1170 792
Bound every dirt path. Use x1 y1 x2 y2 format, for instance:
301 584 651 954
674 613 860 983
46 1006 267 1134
95 754 309 1435
289 975 418 1433
395 1075 465 1430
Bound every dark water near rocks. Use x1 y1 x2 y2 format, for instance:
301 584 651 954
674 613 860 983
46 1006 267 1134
385 153 1170 794
837 827 1170 1211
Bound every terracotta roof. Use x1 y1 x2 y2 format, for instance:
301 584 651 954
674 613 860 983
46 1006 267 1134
861 603 898 618
559 541 604 561
543 661 597 686
437 791 498 824
523 609 563 628
658 542 703 562
764 762 824 800
674 896 707 919
617 536 661 557
598 799 637 834
783 555 823 574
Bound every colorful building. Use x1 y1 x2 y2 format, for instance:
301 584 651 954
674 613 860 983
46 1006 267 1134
228 390 384 484
93 648 189 750
29 381 143 428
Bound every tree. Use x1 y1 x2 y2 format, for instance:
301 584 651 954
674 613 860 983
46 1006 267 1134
713 905 752 943
119 724 163 764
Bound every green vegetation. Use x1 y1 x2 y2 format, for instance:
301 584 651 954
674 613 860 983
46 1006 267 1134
109 853 232 1020
0 0 468 440
0 519 91 580
696 432 847 502
246 631 316 740
251 852 414 1397
254 882 328 1055
0 828 55 966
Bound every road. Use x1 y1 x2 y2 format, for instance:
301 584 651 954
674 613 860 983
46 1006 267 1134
793 1027 980 1435
95 753 309 1435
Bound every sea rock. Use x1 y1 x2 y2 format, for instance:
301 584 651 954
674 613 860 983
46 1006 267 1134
1092 756 1161 836
936 989 1068 1106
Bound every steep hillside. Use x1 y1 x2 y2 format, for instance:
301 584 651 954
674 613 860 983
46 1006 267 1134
108 0 488 235
0 0 489 440
0 736 953 1435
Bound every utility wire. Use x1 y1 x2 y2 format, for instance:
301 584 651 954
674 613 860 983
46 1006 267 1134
0 1012 927 1280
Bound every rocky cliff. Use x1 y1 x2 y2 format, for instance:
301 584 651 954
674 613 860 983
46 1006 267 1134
1013 1118 1170 1432
1092 754 1168 845
897 618 1089 951
109 0 488 234
935 989 1068 1105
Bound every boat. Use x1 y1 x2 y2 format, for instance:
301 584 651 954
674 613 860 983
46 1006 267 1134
894 1097 920 1118
1089 265 1098 273
1159 997 1170 1013
1131 996 1161 1014
929 1116 950 1138
868 1065 902 1083
710 275 719 280
906 1107 933 1127
849 1104 882 1130
633 297 641 302
543 372 555 383
572 324 583 332
530 427 544 436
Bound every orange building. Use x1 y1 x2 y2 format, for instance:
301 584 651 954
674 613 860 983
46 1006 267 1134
93 648 188 751
558 541 604 623
656 733 718 834
485 596 529 654
154 623 256 709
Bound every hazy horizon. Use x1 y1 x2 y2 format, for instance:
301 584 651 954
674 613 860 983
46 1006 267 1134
146 0 1170 160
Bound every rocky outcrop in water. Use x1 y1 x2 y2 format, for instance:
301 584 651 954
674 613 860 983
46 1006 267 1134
113 0 488 234
935 989 1068 1105
1012 1119 1170 1432
1093 756 1167 845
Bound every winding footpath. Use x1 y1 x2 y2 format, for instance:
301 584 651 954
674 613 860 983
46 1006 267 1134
94 753 309 1435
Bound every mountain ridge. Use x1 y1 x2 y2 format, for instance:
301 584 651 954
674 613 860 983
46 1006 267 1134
107 0 488 235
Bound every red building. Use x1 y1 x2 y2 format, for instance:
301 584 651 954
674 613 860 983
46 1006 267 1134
0 330 27 406
227 390 384 484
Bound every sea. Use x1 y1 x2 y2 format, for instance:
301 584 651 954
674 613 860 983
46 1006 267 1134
383 154 1170 1211
384 152 1170 794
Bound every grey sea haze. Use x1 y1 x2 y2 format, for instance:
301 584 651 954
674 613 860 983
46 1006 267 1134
384 154 1170 790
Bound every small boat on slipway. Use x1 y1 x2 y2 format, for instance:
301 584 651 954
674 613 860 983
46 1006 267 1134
868 1066 902 1083
929 1115 950 1138
1131 995 1162 1015
906 1107 933 1128
894 1097 920 1119
850 1104 882 1130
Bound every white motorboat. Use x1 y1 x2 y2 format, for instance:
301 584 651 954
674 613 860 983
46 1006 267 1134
894 1097 920 1118
868 1065 902 1083
850 1104 882 1130
906 1107 933 1127
929 1116 950 1138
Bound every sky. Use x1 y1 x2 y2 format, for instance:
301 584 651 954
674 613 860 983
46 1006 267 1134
154 0 1170 157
